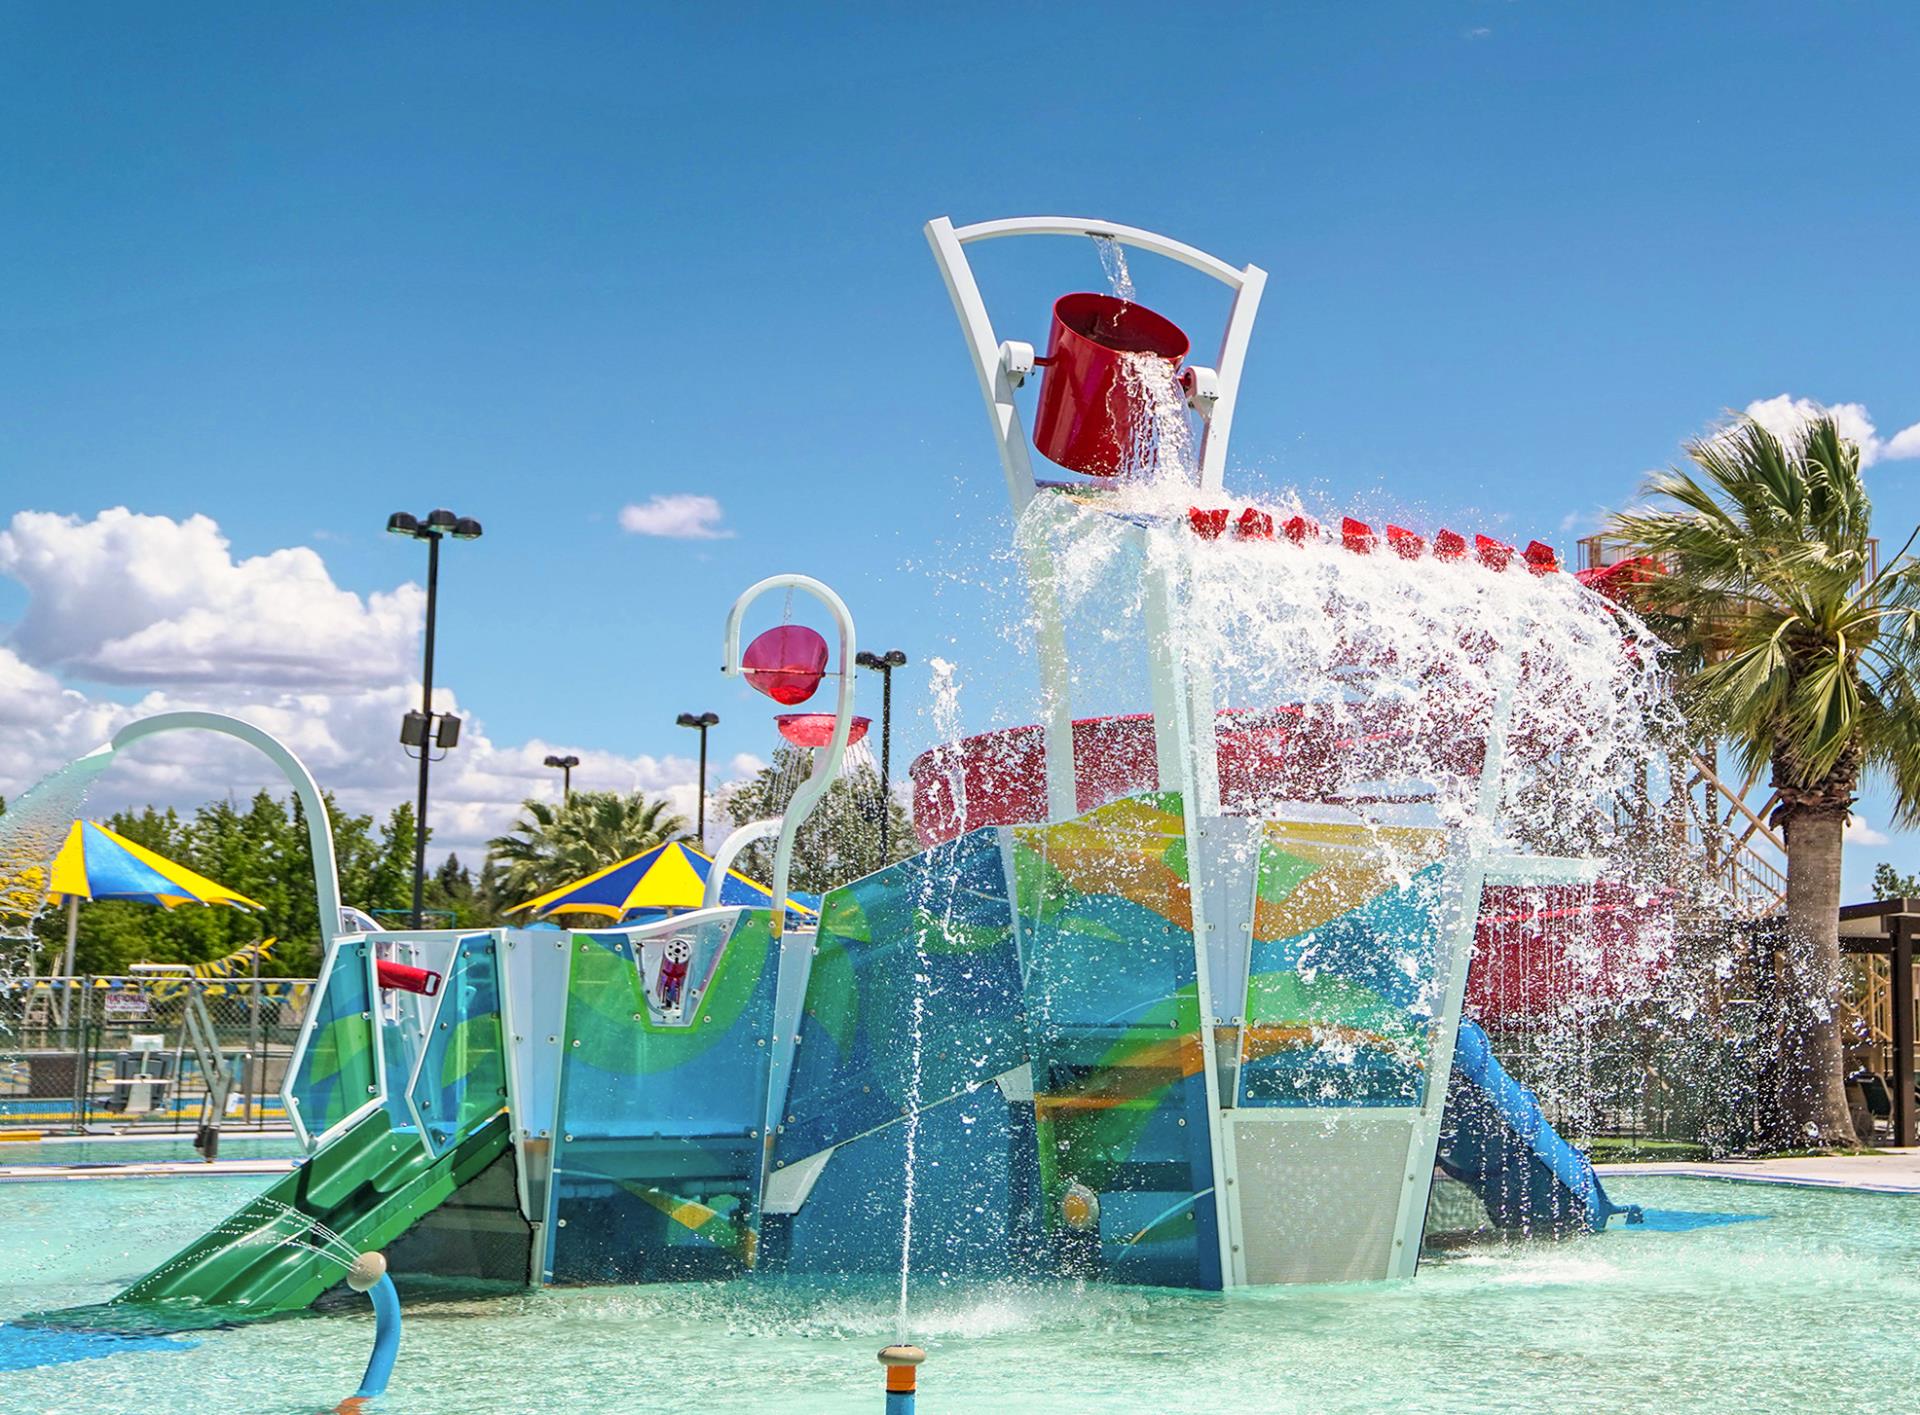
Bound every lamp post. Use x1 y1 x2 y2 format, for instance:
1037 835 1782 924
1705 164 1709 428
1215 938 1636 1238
543 753 580 800
676 712 720 846
855 649 908 864
388 508 483 927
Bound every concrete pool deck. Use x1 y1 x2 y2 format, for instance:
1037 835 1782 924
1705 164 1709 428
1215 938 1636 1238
0 1155 298 1182
1600 1148 1920 1195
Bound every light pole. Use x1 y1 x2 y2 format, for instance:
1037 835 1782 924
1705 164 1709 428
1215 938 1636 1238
676 712 719 846
543 753 580 800
388 508 482 927
855 649 908 864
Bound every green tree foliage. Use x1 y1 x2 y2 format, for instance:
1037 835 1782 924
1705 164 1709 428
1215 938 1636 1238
489 790 687 912
720 747 917 896
1872 862 1920 900
1612 414 1920 1148
18 791 422 977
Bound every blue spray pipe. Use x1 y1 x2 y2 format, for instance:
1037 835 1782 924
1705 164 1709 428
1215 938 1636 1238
332 1251 400 1411
879 1345 925 1413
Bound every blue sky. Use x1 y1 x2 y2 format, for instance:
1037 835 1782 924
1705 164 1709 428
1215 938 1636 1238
2 2 1918 891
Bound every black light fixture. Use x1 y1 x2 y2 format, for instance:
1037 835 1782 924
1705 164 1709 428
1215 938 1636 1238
543 753 581 799
389 507 484 927
675 711 721 845
854 649 909 865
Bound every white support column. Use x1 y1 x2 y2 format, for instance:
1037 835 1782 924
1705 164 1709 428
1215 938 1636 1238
1387 660 1521 1276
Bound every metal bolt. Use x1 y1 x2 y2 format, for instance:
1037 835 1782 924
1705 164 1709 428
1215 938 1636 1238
557 1218 568 1228
572 1039 581 1048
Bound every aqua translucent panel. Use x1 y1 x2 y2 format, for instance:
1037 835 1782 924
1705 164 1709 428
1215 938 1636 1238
547 911 778 1284
772 828 1027 1170
408 933 508 1158
285 938 376 1141
1014 794 1222 1290
1240 821 1463 1107
779 1087 1041 1278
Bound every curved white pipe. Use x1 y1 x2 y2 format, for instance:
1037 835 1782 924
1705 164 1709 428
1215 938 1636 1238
703 817 780 910
948 214 1251 290
720 574 856 937
107 711 344 956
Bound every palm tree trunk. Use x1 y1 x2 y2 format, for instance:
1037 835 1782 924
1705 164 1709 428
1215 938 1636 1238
1768 805 1858 1148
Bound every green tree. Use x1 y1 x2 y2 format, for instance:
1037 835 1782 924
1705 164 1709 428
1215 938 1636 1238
23 790 423 977
720 747 917 897
1872 862 1920 900
488 789 687 911
1613 414 1920 1148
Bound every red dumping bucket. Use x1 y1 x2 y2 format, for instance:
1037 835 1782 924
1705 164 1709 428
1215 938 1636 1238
743 625 829 705
376 960 441 996
1031 292 1190 477
776 713 871 748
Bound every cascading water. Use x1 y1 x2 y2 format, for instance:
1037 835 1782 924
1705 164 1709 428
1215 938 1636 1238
895 659 968 1339
0 747 119 971
1092 235 1198 486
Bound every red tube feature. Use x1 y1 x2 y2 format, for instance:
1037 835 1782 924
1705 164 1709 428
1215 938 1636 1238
1031 293 1190 477
376 961 441 996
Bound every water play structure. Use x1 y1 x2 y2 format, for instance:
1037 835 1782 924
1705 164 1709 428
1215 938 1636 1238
10 219 1672 1369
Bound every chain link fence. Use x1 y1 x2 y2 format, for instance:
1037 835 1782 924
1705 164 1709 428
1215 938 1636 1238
0 975 315 1133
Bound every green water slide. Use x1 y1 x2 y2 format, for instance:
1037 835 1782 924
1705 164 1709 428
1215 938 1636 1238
37 1108 513 1332
38 933 522 1332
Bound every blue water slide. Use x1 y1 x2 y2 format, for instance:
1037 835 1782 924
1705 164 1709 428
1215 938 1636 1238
1436 1020 1641 1235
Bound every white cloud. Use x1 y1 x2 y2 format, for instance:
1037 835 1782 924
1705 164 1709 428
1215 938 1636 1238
0 510 761 868
0 508 422 688
1846 815 1891 847
1741 395 1920 470
618 494 733 540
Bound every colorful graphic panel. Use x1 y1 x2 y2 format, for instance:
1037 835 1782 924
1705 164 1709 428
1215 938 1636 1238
774 828 1027 1168
1014 794 1222 1290
408 933 508 1157
1241 820 1462 1107
285 937 377 1141
547 911 777 1283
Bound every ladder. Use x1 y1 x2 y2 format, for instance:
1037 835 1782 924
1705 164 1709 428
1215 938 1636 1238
131 965 240 1159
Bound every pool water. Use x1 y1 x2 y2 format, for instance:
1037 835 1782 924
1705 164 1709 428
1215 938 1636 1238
3 1175 1916 1414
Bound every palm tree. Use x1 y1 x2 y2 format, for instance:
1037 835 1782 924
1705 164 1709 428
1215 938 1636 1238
488 789 687 909
1613 414 1920 1148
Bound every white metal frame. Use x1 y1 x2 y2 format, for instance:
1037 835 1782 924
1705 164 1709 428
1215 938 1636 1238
719 573 858 939
926 216 1266 826
108 711 345 953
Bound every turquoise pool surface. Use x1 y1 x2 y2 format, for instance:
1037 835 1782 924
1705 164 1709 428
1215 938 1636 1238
3 1174 1916 1414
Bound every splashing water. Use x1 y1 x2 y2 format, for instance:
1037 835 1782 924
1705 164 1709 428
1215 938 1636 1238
1093 234 1136 300
0 747 118 965
1089 235 1198 488
894 658 974 1340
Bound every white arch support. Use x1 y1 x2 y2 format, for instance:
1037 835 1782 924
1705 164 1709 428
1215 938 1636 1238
108 711 345 954
719 574 857 938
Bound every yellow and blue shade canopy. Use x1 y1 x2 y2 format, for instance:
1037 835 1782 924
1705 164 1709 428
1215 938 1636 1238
50 820 261 911
507 840 819 921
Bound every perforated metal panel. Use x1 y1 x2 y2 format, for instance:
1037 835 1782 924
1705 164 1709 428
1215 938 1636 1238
1226 1110 1415 1284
